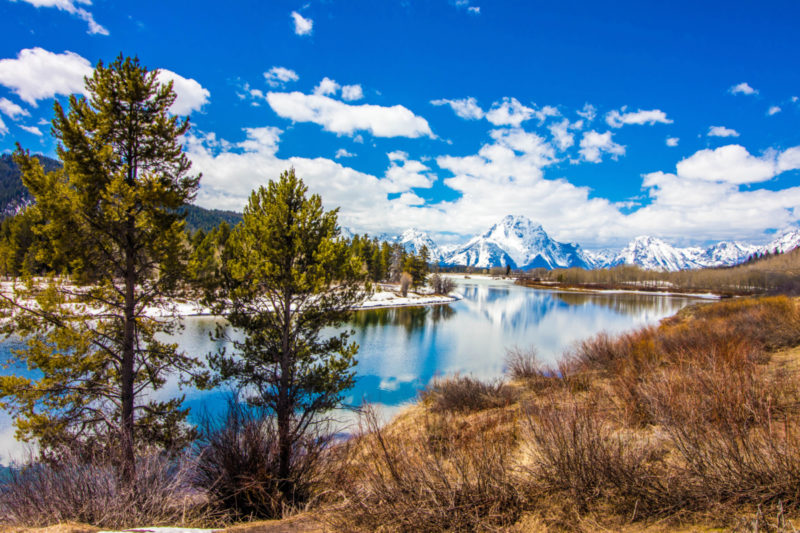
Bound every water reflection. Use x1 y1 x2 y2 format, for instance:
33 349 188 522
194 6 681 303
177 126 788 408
0 276 702 462
350 303 456 334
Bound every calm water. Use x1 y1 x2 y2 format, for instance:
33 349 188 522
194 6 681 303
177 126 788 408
175 277 699 415
0 276 701 460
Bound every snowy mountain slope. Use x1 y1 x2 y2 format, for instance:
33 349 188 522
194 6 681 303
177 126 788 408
610 236 704 271
443 215 590 269
765 229 800 254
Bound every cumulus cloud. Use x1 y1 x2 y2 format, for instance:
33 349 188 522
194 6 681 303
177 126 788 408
576 103 596 122
313 77 340 96
729 82 758 95
548 119 575 151
768 106 781 116
578 130 625 163
291 11 313 35
384 153 435 193
485 97 532 126
266 90 434 138
484 98 556 127
12 0 108 35
341 84 364 101
707 125 740 138
264 66 298 88
155 69 210 115
666 137 679 147
0 47 91 106
605 107 673 127
335 148 355 158
430 97 484 120
0 97 29 119
675 144 800 184
19 124 42 136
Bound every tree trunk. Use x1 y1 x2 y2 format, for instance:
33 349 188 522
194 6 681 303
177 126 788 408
277 289 293 499
120 231 136 484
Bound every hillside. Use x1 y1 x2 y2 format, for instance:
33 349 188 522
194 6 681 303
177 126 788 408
0 153 241 232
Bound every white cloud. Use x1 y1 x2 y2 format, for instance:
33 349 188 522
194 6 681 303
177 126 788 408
468 6 480 14
0 97 29 119
335 148 355 159
666 137 679 147
605 107 673 127
0 47 92 106
675 144 800 184
485 97 533 127
729 82 758 95
291 11 313 36
341 84 364 101
707 125 739 138
384 154 435 193
19 124 42 136
576 103 596 122
155 69 210 115
266 90 434 138
430 97 484 120
313 77 340 96
548 119 574 151
264 66 298 88
768 105 781 116
0 116 7 135
578 130 625 163
12 0 108 35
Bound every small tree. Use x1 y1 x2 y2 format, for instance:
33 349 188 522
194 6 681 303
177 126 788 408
0 55 203 479
207 169 367 507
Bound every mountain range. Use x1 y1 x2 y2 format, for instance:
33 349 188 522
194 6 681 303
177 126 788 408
370 215 800 272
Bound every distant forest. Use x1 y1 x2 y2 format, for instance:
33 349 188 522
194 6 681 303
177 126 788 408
0 153 242 232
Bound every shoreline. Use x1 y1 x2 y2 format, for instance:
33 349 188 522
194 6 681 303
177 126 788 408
515 279 724 299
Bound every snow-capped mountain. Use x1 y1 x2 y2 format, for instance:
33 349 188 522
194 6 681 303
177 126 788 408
698 241 760 267
398 228 444 262
610 236 704 271
443 215 590 269
766 229 800 254
351 220 800 272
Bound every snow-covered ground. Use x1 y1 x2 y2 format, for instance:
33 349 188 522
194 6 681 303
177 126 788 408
0 280 460 319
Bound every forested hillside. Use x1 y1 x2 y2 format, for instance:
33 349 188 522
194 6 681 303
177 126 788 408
0 153 242 231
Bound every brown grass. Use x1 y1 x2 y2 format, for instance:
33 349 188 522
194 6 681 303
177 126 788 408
419 374 517 414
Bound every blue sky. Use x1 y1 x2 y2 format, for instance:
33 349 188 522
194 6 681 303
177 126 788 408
1 0 799 248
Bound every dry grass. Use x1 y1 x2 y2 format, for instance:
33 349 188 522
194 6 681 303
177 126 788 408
324 407 524 532
419 374 517 414
0 451 211 529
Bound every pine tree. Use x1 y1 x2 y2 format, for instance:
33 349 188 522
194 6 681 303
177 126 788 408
0 55 203 479
207 168 367 503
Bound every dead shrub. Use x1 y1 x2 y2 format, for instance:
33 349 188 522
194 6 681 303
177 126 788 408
522 399 679 518
327 407 525 532
0 450 207 529
505 346 550 384
192 401 330 520
420 375 517 414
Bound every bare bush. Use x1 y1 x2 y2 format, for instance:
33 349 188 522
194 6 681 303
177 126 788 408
420 375 516 414
192 401 330 520
0 451 207 529
429 273 456 295
523 399 677 517
399 271 413 297
505 346 547 382
327 407 524 531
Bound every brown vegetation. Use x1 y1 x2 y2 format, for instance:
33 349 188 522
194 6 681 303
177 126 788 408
519 247 800 296
325 296 800 531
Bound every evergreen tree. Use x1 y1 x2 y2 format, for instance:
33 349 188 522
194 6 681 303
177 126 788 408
207 169 367 503
0 55 203 479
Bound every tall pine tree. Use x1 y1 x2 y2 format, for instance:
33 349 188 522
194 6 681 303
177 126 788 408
0 55 203 479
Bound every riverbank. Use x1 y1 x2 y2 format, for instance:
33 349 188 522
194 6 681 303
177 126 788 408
516 278 723 299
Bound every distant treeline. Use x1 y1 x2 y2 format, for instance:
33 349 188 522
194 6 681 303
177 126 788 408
519 247 800 295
